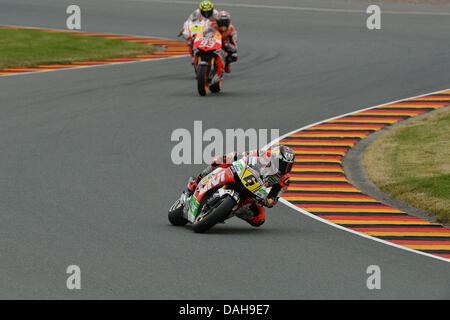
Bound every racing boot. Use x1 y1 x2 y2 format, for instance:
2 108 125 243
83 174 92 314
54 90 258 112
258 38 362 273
185 165 215 196
248 211 266 227
225 63 231 73
225 54 237 73
186 175 201 196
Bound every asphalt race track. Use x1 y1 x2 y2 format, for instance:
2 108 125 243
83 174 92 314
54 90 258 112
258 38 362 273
0 0 449 299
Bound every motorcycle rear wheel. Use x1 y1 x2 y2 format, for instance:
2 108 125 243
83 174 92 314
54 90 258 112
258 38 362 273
192 195 236 233
168 199 188 226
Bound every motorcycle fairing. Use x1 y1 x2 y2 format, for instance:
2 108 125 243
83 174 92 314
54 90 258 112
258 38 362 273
183 167 235 222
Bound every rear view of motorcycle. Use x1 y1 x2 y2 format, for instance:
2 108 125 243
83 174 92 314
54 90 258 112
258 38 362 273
179 18 207 74
192 29 224 96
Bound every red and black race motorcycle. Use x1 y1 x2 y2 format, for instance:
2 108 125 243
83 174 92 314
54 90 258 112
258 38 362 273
192 28 223 96
168 155 271 233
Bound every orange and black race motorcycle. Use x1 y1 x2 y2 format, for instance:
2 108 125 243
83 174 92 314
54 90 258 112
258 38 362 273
192 29 223 96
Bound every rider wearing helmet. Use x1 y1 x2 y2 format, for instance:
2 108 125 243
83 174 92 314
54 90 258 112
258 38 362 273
188 1 219 22
180 2 220 64
216 11 238 73
186 145 295 227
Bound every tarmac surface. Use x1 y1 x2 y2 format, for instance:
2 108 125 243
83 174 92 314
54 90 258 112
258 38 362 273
0 0 449 298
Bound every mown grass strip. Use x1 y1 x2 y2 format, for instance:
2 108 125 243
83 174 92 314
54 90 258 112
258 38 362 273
0 28 156 69
363 107 450 224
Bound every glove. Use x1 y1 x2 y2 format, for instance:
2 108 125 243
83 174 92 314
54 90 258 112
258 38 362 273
264 198 276 208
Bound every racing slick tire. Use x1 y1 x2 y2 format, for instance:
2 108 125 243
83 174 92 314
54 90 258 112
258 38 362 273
168 199 188 226
192 195 236 233
197 64 209 96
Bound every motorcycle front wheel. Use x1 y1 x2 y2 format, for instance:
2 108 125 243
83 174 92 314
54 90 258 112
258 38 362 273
192 195 236 233
197 64 209 96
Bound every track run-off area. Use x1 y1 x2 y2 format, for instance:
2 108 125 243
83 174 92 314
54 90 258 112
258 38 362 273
278 89 450 262
0 25 190 76
0 0 449 299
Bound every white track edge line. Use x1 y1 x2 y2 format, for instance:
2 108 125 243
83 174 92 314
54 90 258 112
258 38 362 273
3 24 449 262
271 87 450 263
0 24 181 41
279 198 450 263
0 55 187 78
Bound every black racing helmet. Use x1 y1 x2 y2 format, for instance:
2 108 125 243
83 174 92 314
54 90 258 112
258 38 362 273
276 145 295 175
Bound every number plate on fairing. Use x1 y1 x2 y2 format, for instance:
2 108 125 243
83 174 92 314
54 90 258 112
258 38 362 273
240 168 262 193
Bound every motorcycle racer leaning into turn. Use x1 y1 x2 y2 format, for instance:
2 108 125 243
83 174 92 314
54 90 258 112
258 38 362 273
186 145 295 227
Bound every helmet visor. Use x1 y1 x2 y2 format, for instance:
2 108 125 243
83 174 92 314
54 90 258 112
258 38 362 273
278 161 293 175
201 10 213 18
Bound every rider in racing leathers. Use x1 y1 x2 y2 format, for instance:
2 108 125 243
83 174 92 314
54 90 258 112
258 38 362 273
179 0 219 44
186 146 295 227
188 1 220 22
216 11 238 73
179 1 223 72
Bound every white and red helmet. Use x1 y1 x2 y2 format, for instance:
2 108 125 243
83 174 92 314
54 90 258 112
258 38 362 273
259 145 295 180
217 11 231 32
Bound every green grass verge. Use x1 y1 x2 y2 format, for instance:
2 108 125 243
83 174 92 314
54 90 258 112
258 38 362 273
363 107 450 224
0 28 156 69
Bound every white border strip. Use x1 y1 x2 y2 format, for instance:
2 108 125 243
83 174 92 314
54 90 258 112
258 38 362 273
273 88 450 263
135 0 450 16
0 25 189 78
